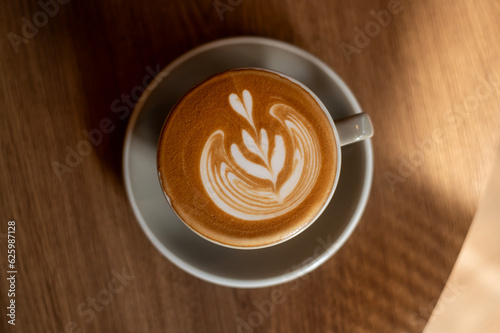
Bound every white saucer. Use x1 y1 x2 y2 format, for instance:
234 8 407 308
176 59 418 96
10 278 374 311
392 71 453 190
123 37 373 288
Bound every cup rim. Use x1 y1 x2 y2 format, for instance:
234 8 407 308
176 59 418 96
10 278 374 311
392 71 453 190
122 36 373 288
156 67 343 249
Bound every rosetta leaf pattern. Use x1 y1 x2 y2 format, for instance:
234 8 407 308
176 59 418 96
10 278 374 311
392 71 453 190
230 144 271 180
228 90 287 186
229 92 254 127
242 90 253 120
242 130 263 160
199 92 320 221
260 129 269 158
270 135 285 177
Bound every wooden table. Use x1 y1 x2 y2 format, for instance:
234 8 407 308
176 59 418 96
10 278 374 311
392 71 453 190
1 1 499 332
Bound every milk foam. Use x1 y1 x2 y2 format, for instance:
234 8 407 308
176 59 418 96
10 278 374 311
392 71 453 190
200 90 321 220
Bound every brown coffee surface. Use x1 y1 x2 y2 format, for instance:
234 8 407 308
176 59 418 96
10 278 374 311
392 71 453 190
157 69 337 247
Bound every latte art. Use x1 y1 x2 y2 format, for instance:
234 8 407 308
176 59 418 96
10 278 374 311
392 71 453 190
200 90 321 220
157 69 338 247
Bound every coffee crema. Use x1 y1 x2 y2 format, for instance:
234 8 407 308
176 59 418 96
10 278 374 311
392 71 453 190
157 69 337 247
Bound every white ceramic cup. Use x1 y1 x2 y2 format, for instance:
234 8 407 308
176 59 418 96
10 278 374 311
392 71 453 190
157 68 373 249
123 36 374 287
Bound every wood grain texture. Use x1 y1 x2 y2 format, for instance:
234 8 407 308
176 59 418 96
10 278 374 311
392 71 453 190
1 0 499 332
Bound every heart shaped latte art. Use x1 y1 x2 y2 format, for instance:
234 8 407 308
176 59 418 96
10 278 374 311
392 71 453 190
200 90 321 221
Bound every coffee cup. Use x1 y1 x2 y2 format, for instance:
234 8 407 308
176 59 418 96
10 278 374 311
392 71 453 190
157 68 373 249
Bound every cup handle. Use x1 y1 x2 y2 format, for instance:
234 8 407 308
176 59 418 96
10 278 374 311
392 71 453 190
335 113 374 146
